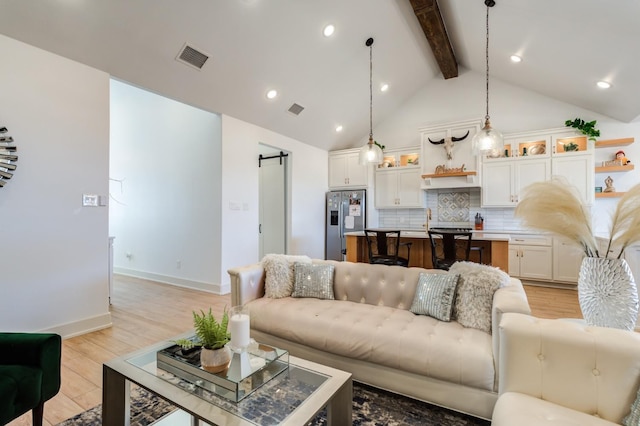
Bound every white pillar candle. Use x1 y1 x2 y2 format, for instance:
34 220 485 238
229 307 250 350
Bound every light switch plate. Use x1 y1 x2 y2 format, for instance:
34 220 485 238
83 194 99 207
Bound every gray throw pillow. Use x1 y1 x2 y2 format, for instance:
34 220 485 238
410 273 459 322
291 262 335 300
449 261 509 333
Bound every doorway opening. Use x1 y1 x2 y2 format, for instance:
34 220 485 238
258 145 289 258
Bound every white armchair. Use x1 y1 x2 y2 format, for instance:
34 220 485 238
492 313 640 425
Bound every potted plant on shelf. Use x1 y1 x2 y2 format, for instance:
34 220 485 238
175 308 231 373
514 177 640 331
564 118 601 142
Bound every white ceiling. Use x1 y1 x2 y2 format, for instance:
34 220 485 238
1 0 638 152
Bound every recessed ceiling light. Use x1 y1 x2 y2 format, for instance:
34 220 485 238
335 125 343 132
380 83 389 92
266 89 278 99
323 24 335 37
597 81 611 89
510 55 522 63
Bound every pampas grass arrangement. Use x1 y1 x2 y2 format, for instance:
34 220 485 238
514 177 640 259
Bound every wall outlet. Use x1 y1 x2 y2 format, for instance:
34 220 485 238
125 252 132 260
82 194 99 207
176 260 182 269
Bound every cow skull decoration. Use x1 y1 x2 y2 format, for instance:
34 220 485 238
428 130 470 161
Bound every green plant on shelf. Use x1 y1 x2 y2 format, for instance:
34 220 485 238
564 118 600 142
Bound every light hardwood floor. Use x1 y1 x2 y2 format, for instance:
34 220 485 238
9 275 580 425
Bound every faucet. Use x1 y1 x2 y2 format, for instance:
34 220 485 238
423 208 432 233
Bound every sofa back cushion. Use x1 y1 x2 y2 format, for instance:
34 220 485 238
315 260 443 311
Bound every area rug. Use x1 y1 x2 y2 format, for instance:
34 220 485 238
57 383 489 426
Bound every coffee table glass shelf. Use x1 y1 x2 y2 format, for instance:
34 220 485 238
153 340 290 402
102 332 353 426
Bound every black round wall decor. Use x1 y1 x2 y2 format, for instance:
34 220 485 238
0 125 17 187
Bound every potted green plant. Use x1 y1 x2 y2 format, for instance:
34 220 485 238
175 308 231 373
564 118 601 142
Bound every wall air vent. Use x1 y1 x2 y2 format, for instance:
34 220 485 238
287 103 305 116
176 43 210 70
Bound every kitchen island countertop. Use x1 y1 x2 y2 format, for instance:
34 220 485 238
345 230 510 242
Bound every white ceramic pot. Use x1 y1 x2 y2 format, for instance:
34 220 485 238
200 345 231 373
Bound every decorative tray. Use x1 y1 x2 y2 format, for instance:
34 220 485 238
157 341 289 402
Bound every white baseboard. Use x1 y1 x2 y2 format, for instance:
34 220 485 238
42 312 113 339
114 267 230 295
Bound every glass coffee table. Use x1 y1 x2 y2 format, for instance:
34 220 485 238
102 333 352 425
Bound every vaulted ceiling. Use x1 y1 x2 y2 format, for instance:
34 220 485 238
1 0 638 152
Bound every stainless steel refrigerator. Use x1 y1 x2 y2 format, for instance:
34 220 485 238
325 190 366 260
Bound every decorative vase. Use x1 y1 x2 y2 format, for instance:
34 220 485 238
578 257 639 331
200 346 231 373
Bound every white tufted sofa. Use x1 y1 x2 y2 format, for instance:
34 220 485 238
228 259 531 419
493 313 640 425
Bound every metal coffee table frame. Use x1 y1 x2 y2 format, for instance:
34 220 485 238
102 333 352 425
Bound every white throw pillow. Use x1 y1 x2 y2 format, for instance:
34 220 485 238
262 254 312 298
448 261 509 333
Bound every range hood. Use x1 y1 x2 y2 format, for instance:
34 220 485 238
421 170 480 190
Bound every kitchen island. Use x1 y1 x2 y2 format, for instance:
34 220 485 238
345 230 509 271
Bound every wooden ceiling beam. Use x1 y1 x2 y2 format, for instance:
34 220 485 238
409 0 458 79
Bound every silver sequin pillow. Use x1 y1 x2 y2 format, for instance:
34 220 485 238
291 263 335 300
410 273 459 322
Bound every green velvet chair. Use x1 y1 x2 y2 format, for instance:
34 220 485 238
0 333 62 426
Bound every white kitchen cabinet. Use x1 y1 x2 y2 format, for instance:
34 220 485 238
329 149 368 189
375 167 424 208
553 237 584 283
482 158 550 207
509 235 553 281
552 153 594 205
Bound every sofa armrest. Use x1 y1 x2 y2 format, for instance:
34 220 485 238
0 333 62 401
228 263 266 306
498 313 640 423
491 278 531 389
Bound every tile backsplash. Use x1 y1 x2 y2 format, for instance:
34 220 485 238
378 188 524 231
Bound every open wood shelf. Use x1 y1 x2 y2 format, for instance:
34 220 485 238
596 192 625 198
595 164 634 173
421 171 477 178
595 138 634 148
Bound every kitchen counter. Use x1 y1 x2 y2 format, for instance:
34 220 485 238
345 230 509 271
345 230 510 242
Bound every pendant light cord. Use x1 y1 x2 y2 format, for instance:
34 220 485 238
484 3 490 121
369 40 373 142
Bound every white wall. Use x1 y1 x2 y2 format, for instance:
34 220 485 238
220 115 328 287
0 34 111 337
109 80 223 292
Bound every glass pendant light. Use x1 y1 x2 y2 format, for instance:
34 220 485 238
358 37 384 165
472 0 504 156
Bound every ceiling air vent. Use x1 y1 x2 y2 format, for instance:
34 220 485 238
287 103 305 116
176 43 210 70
